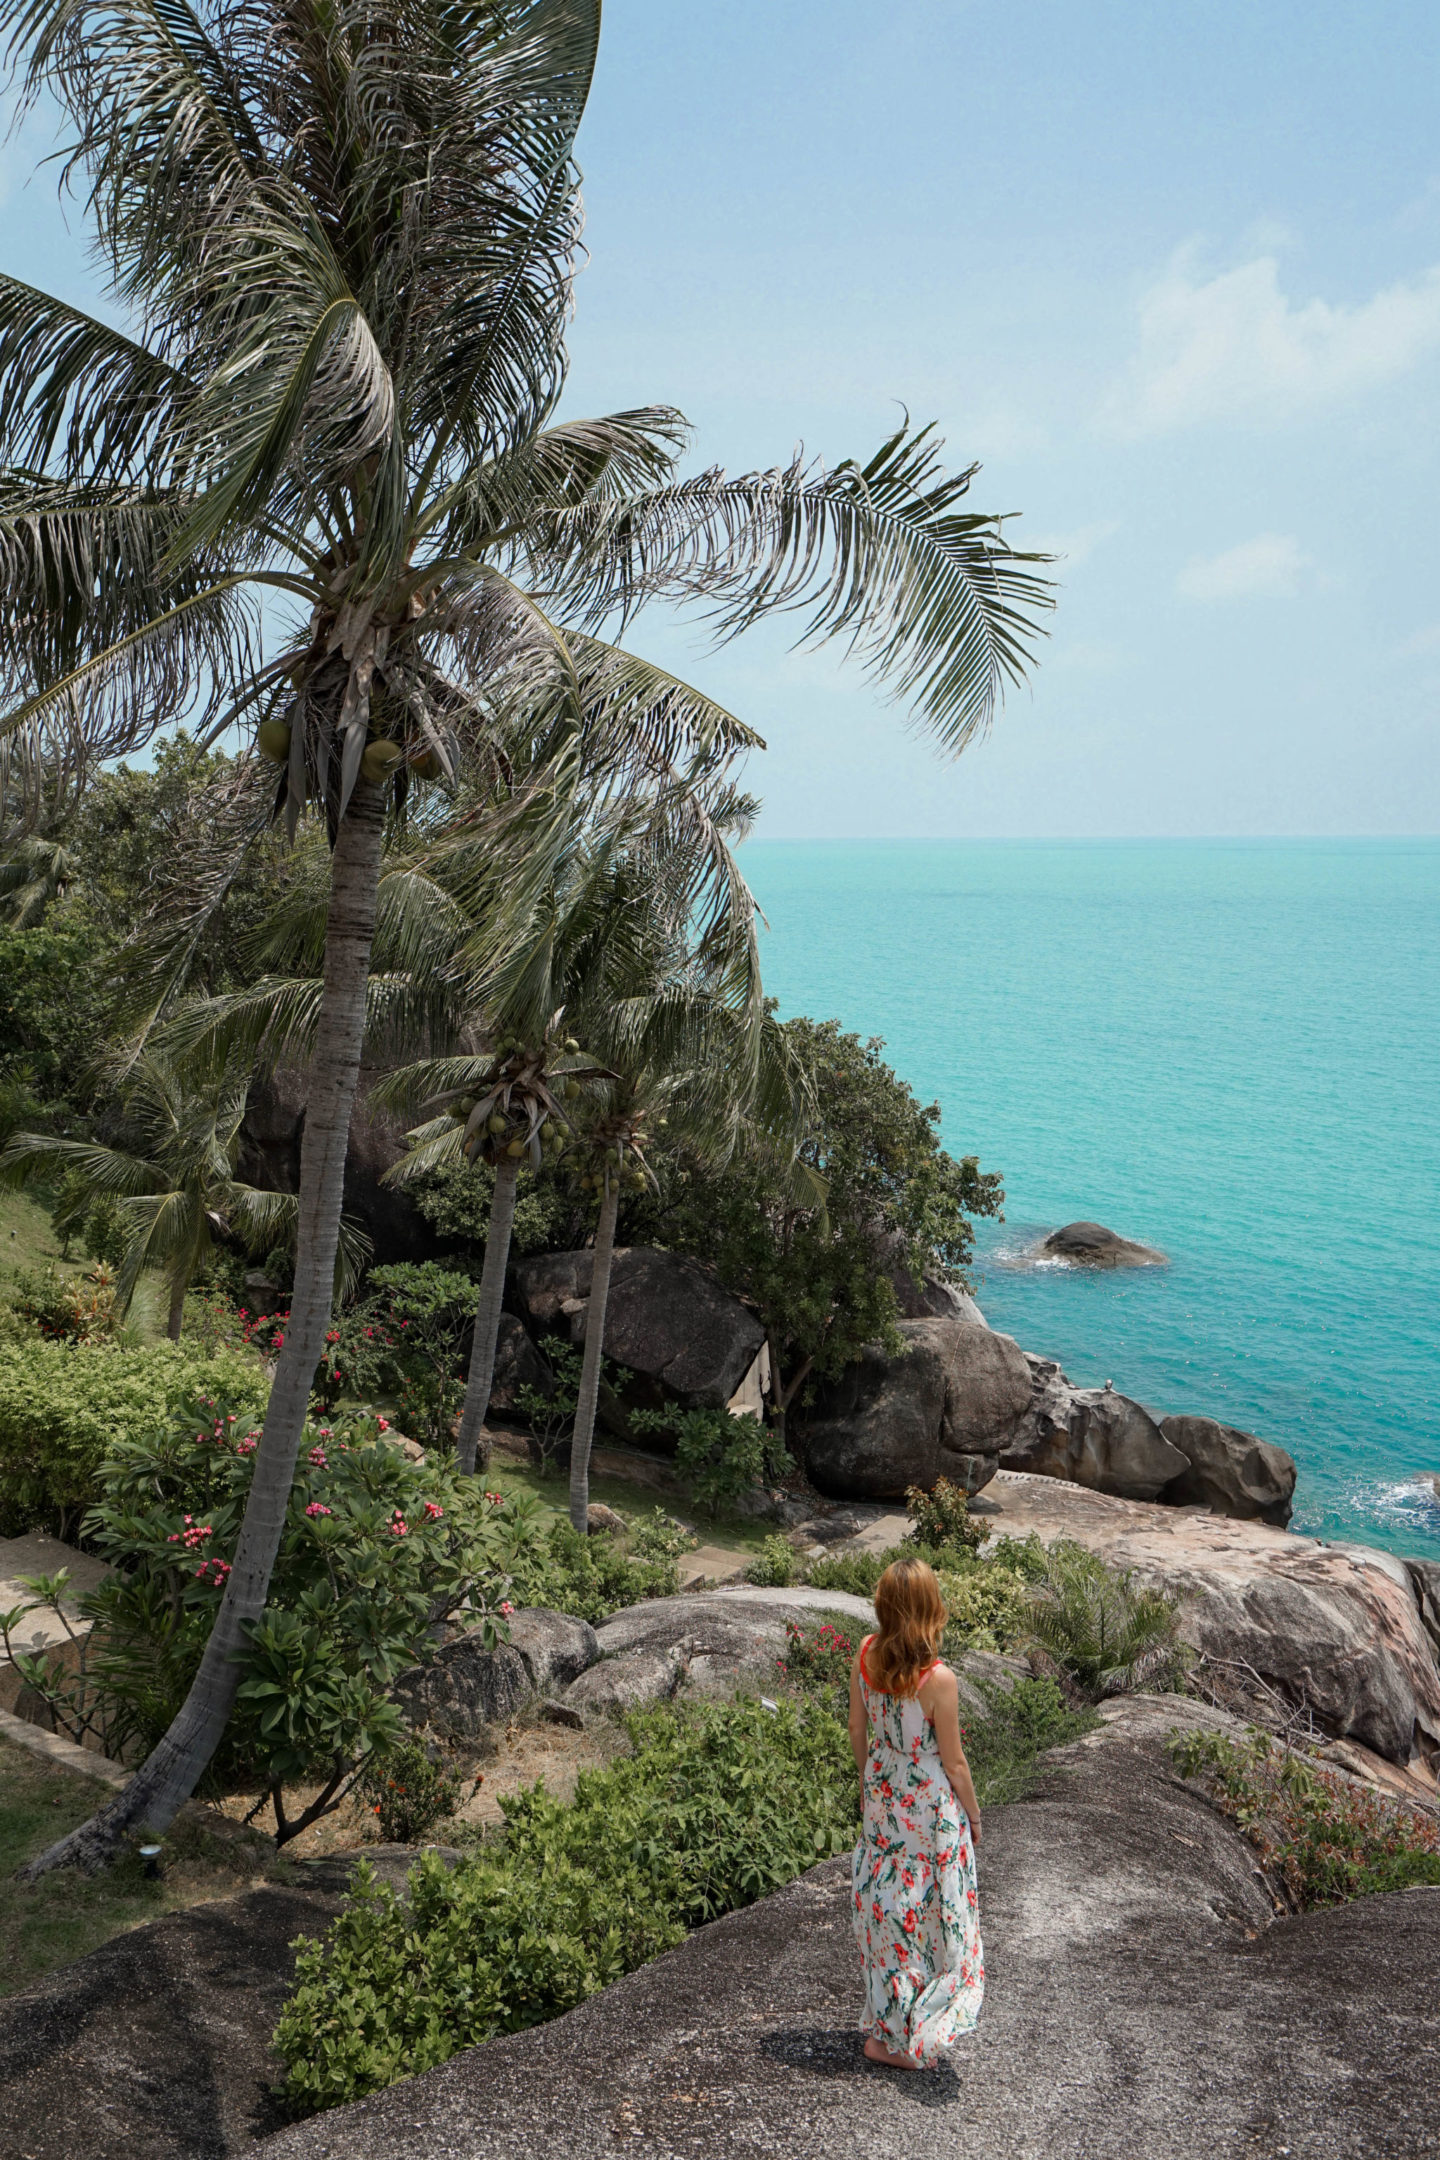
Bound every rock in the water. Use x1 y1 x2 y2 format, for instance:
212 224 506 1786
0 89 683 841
253 1703 1440 2160
1160 1413 1297 1526
982 1469 1440 1769
512 1247 764 1410
1041 1219 1167 1267
802 1317 1032 1502
1002 1354 1188 1501
394 1607 599 1737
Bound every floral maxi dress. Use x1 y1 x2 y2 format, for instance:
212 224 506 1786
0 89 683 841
851 1640 984 2064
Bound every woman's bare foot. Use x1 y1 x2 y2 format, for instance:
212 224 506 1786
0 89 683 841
863 2036 925 2072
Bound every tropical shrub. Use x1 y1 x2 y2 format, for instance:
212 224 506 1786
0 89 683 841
1170 1729 1440 1907
937 1564 1033 1655
356 1738 461 1844
962 1677 1094 1807
745 1533 799 1587
775 1615 855 1702
8 1262 121 1345
313 1262 476 1445
513 1338 586 1470
905 1477 987 1557
505 1518 680 1626
1020 1539 1188 1700
626 1507 698 1563
8 1403 522 1838
274 1694 859 2112
0 1340 269 1537
631 1402 782 1517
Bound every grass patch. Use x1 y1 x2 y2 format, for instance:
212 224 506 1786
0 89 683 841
479 1449 780 1559
0 1188 71 1281
0 1736 282 1996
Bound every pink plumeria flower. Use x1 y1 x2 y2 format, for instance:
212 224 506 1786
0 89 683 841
305 1502 333 1519
499 1600 515 1618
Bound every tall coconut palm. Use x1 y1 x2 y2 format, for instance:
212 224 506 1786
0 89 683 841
561 981 800 1536
1 0 1048 1872
0 1042 369 1332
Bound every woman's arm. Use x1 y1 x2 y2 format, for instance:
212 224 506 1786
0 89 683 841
848 1648 868 1778
921 1665 982 1845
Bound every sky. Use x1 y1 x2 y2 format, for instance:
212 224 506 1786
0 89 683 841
5 0 1440 835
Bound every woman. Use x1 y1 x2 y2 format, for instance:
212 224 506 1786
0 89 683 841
849 1555 984 2070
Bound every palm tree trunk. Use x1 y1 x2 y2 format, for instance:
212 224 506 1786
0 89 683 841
568 1179 620 1535
166 1276 186 1342
454 1155 519 1475
21 785 386 1877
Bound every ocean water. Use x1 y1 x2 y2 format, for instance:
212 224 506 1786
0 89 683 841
744 839 1440 1562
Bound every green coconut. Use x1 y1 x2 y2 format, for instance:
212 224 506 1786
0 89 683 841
257 718 292 763
410 747 442 781
360 737 403 784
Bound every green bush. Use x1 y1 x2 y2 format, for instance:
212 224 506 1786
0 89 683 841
627 1507 698 1563
0 1339 270 1537
313 1261 477 1446
963 1676 1095 1807
937 1563 1032 1654
355 1738 461 1843
905 1476 987 1556
274 1694 858 2113
745 1533 798 1587
632 1403 785 1517
505 1517 679 1625
1170 1729 1440 1908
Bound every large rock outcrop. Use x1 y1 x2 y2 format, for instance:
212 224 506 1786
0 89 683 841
1160 1412 1297 1526
1001 1354 1188 1501
393 1608 600 1739
255 1701 1440 2160
511 1248 764 1412
563 1587 879 1713
802 1319 1032 1502
977 1469 1440 1772
238 1068 435 1265
1040 1219 1167 1267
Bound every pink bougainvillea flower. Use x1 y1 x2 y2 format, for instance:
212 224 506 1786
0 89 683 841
422 1500 443 1521
499 1600 515 1617
305 1502 333 1519
376 1417 390 1432
308 1447 328 1468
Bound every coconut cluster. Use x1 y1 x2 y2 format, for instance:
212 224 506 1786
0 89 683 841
255 719 443 787
448 1034 592 1173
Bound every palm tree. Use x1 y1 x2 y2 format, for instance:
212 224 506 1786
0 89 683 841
0 832 78 926
1 0 1049 1871
378 775 761 1474
0 1042 369 1334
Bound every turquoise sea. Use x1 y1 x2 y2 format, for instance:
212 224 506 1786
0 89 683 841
744 839 1440 1562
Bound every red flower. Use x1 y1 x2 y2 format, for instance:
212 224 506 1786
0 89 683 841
901 1909 918 1935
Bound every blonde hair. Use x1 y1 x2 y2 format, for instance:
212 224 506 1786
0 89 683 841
866 1557 947 1697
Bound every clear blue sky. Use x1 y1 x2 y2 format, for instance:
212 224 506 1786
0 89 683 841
6 1 1439 834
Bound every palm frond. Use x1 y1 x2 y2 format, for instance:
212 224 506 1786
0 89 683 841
534 419 1054 750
